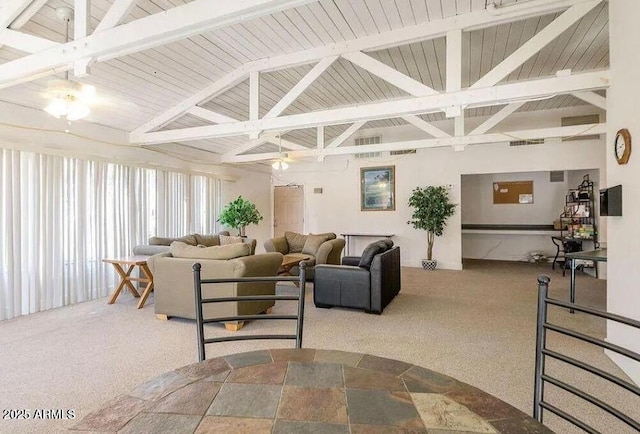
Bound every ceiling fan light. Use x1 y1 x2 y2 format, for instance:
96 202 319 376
80 84 96 100
271 159 289 171
280 161 289 170
66 100 90 121
44 98 67 118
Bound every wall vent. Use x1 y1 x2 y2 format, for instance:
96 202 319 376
390 149 416 155
354 135 382 158
550 171 565 183
509 139 544 147
561 114 601 141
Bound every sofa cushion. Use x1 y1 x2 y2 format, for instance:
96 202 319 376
170 241 251 260
302 233 332 256
358 240 389 270
194 234 220 247
220 235 243 245
285 231 307 253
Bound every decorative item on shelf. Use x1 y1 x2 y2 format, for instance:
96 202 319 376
614 128 631 165
217 196 263 236
407 185 456 271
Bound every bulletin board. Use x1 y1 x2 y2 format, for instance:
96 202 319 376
493 181 534 204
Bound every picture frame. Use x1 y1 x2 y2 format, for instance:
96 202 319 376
360 165 395 211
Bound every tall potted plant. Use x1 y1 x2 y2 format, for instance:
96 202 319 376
218 196 264 236
407 186 456 270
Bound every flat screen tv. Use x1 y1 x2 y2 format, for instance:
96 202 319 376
600 185 622 216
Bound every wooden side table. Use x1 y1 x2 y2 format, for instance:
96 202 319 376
103 256 154 309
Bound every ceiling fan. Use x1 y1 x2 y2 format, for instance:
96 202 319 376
43 6 97 122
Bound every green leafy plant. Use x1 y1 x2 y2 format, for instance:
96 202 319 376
407 186 456 261
218 196 263 236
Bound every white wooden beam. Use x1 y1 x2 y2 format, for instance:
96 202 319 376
249 70 260 138
455 113 465 137
223 123 607 162
264 56 337 118
0 1 34 28
73 0 91 76
469 102 526 136
223 131 306 157
132 70 609 145
188 107 239 124
571 91 606 110
317 125 324 150
131 68 249 135
0 29 59 53
7 0 48 30
472 0 601 89
94 0 137 33
0 0 317 89
342 51 437 96
445 29 462 118
318 121 365 161
402 115 450 138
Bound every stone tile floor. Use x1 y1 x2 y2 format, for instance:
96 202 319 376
70 348 553 433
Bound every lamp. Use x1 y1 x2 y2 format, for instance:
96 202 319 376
44 7 94 122
271 135 289 171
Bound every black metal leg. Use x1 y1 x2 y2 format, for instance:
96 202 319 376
569 259 576 314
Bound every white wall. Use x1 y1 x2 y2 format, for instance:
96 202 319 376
273 107 605 270
605 0 640 385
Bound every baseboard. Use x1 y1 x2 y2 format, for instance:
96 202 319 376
605 349 640 386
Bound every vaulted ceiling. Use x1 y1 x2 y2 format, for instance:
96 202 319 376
0 0 609 163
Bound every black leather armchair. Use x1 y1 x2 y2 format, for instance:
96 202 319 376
313 241 401 314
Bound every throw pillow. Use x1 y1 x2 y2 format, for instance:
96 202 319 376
176 234 198 246
148 236 174 246
358 240 389 270
382 238 394 248
220 235 243 245
195 234 220 247
284 231 307 253
302 233 331 256
170 241 250 260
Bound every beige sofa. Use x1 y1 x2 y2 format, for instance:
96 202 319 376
148 243 283 331
263 231 345 280
133 232 257 256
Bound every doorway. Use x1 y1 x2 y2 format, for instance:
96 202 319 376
274 185 304 237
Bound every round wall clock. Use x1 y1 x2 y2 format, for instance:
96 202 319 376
614 128 631 165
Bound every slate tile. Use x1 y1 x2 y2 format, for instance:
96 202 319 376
270 348 316 362
226 361 287 385
277 386 347 424
344 365 406 391
118 412 201 434
357 354 413 376
285 362 344 388
70 395 150 432
272 420 349 434
195 416 273 433
346 389 424 429
446 385 527 421
224 350 272 368
411 393 497 433
151 381 221 415
350 424 428 434
175 357 231 380
207 383 281 418
315 349 364 366
128 371 194 401
401 366 464 394
490 415 555 434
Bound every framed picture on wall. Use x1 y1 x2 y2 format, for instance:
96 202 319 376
361 165 395 211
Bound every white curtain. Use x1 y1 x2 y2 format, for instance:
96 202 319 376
0 148 220 321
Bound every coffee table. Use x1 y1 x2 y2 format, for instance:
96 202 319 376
103 255 154 309
279 254 310 276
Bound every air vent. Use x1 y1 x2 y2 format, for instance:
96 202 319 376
354 135 382 159
561 114 600 141
510 139 544 147
390 149 416 155
550 171 565 183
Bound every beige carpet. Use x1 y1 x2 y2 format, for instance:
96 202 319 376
0 260 637 434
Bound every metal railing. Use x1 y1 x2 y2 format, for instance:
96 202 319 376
193 262 307 362
534 275 640 433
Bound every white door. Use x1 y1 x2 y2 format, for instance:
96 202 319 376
274 185 304 237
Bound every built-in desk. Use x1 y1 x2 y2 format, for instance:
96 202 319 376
341 232 394 256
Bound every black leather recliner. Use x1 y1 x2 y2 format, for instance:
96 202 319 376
313 240 401 314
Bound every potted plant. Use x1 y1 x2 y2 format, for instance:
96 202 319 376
407 186 456 270
218 196 264 236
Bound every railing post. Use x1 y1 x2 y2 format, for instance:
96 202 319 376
296 262 306 348
193 263 206 362
533 275 550 422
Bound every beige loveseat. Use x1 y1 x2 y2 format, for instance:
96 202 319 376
133 232 257 256
263 231 345 280
148 242 283 331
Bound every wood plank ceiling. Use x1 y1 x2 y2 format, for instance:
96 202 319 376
0 0 609 154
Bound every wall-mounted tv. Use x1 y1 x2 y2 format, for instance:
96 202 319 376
600 185 622 216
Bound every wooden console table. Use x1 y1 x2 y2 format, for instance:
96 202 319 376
103 256 154 309
341 232 394 256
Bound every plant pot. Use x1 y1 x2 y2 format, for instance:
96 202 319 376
421 259 437 270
